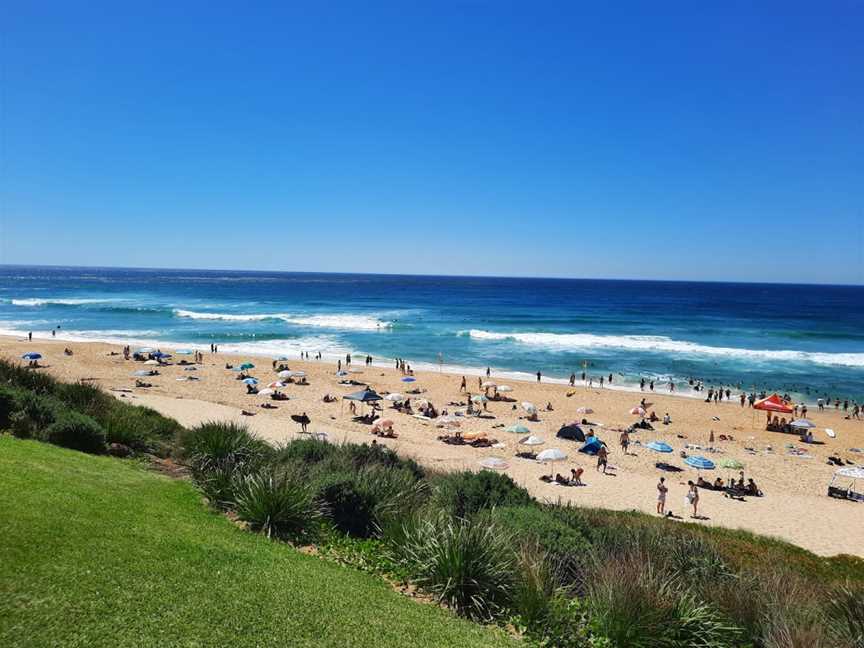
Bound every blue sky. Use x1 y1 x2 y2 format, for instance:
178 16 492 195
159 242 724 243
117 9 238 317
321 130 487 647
2 2 862 283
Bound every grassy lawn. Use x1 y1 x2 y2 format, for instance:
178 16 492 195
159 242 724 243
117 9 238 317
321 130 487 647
0 437 514 648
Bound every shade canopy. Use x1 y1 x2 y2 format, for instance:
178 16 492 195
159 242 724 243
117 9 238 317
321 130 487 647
257 388 274 396
536 448 567 462
384 393 404 401
790 418 815 429
497 385 513 393
719 458 744 469
519 435 545 446
685 456 715 470
239 362 255 370
471 394 488 403
242 377 259 385
344 388 382 402
505 424 531 434
478 457 509 470
521 401 537 413
556 425 585 442
22 352 42 360
646 441 673 453
835 466 864 480
753 394 793 413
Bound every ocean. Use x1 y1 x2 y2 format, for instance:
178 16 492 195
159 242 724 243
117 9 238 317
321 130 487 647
1 265 862 402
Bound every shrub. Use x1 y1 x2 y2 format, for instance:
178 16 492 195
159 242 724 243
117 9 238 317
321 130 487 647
0 385 22 429
398 513 515 621
176 421 271 474
10 392 60 439
430 470 533 518
103 405 182 455
232 468 323 542
530 594 602 648
41 411 107 454
273 437 337 465
827 584 864 647
0 358 56 393
55 381 114 421
511 543 559 631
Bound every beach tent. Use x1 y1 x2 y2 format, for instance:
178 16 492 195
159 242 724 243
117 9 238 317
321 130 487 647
646 440 673 453
579 437 603 455
753 394 793 414
22 352 42 360
685 456 715 470
828 466 864 501
556 424 586 442
343 388 382 403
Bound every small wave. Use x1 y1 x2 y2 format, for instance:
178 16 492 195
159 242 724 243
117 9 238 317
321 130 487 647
173 309 391 331
465 329 864 368
10 298 113 306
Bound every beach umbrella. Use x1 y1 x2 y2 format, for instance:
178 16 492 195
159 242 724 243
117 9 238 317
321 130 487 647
344 388 382 403
482 381 497 389
257 388 274 397
522 401 537 414
646 441 673 453
275 356 290 361
289 371 306 378
349 367 363 374
436 416 461 428
719 458 744 469
384 393 404 401
536 447 568 477
136 347 155 354
629 406 646 417
132 370 151 376
505 424 531 434
21 352 42 360
240 362 255 370
790 418 815 429
519 435 545 446
401 376 416 383
151 351 169 358
266 381 286 389
278 370 292 378
685 456 715 470
478 457 509 470
335 370 349 376
471 394 488 403
576 406 594 414
144 359 159 366
176 349 193 355
497 385 513 393
242 377 259 385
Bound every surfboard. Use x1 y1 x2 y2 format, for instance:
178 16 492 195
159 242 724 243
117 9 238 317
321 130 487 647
826 428 836 438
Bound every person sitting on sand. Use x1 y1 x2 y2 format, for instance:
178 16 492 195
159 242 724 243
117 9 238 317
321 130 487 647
697 476 711 489
555 473 568 485
570 467 584 486
713 477 724 489
546 402 553 411
64 347 73 356
322 394 336 403
649 410 659 422
662 412 671 425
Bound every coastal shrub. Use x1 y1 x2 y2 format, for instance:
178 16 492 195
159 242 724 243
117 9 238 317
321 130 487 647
103 405 182 455
336 442 425 478
314 466 427 538
55 381 114 421
0 385 22 429
531 594 601 648
430 470 533 518
0 358 56 394
827 584 864 647
176 421 271 474
232 468 322 542
10 392 61 439
41 411 107 454
510 543 559 631
273 437 337 465
397 513 515 621
485 505 590 586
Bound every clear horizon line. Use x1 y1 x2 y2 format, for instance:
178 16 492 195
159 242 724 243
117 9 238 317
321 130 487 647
1 262 862 288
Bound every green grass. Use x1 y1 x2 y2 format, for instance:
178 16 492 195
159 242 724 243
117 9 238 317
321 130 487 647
0 437 514 648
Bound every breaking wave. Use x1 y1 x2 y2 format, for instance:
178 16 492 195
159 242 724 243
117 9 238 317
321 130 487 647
173 309 391 331
465 330 864 368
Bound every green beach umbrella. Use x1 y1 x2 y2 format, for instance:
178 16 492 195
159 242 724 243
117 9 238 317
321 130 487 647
505 424 531 434
240 362 255 370
719 458 744 470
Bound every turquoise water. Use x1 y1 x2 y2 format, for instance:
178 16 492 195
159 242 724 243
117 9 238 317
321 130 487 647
1 266 862 403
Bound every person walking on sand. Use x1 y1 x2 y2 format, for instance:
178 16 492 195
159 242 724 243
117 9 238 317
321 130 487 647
28 331 32 341
486 366 491 378
569 373 576 387
656 477 668 515
460 376 467 392
300 412 309 434
536 370 542 383
686 481 700 518
619 429 630 455
596 445 608 473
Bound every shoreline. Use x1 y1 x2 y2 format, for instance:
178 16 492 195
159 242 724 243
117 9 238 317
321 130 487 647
3 334 863 558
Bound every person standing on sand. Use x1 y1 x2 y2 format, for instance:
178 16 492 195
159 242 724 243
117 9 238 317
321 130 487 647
686 481 700 518
656 477 668 515
619 429 630 455
537 371 542 383
596 445 608 473
28 331 32 341
486 367 491 378
599 375 604 388
569 373 576 387
460 376 466 392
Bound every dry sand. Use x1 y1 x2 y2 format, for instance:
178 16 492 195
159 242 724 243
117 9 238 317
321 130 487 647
4 335 863 558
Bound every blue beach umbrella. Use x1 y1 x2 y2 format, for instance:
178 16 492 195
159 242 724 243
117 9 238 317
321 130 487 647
401 377 416 383
240 362 255 370
685 456 715 470
647 441 673 453
242 377 259 385
22 352 42 360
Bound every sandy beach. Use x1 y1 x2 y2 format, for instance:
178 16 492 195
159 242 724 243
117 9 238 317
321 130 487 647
4 334 863 558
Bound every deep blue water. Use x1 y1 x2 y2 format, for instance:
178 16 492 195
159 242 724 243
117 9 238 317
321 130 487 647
1 265 863 402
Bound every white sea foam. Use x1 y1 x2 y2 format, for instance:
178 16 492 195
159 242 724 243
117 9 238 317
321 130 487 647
10 298 113 306
173 309 391 330
466 330 864 368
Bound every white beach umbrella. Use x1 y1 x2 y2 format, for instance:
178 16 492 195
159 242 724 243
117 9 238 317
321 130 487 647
482 381 497 389
266 381 286 389
384 393 404 401
289 370 306 378
144 359 159 366
522 401 537 414
519 435 545 446
496 385 513 393
257 388 274 397
278 370 291 378
471 394 488 403
576 406 593 414
478 457 509 470
536 447 568 476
